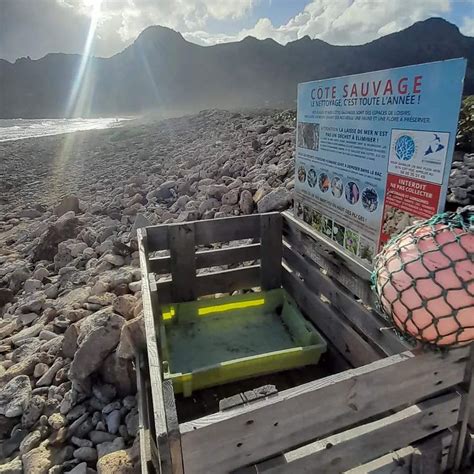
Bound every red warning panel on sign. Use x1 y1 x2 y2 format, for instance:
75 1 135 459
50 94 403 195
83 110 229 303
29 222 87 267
379 173 441 247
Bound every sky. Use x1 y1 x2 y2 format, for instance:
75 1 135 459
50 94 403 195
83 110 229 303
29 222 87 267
0 0 473 62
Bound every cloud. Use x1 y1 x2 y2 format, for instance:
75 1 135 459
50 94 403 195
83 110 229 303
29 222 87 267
460 16 474 36
215 0 453 46
0 0 470 62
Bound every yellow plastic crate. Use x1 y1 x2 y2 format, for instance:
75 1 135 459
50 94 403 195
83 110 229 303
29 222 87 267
159 289 327 396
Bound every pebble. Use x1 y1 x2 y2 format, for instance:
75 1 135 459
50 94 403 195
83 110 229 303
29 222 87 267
73 446 98 462
105 410 121 434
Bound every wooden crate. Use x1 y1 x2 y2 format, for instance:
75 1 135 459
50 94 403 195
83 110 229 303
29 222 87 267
136 211 474 474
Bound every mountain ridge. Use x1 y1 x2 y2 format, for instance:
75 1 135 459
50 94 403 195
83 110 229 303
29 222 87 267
0 17 472 118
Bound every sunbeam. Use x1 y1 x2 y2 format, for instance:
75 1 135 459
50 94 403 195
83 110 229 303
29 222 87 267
51 0 103 202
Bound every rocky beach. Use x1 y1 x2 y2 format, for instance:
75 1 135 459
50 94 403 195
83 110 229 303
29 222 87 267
0 108 472 473
0 109 298 473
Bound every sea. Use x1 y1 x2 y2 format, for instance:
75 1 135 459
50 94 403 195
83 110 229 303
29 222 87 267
0 117 131 143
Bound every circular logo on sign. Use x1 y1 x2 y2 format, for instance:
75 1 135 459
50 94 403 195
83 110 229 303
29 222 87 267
395 135 416 161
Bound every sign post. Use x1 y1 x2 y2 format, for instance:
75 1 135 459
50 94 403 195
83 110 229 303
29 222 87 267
294 59 466 268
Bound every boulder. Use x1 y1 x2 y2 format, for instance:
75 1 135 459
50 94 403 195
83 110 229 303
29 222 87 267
0 458 22 474
221 188 240 206
96 437 125 458
116 315 145 360
0 375 31 417
96 450 135 474
21 395 45 428
69 310 125 381
112 295 137 320
32 212 80 262
0 288 14 308
239 189 254 214
54 195 80 217
99 352 135 396
73 447 98 462
257 187 291 213
21 444 54 474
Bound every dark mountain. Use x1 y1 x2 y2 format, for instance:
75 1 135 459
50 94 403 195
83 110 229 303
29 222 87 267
0 17 473 118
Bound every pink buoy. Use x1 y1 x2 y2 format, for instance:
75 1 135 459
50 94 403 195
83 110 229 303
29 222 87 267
373 206 474 347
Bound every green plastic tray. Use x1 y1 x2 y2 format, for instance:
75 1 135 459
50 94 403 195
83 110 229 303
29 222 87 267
159 289 327 396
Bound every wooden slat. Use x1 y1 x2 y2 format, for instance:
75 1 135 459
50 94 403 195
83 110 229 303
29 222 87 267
136 353 153 474
145 214 262 251
283 243 408 356
451 342 474 470
163 379 184 474
412 430 452 474
146 225 169 252
156 265 261 304
263 393 460 473
169 223 196 302
137 228 172 474
194 214 261 245
282 211 376 306
260 213 283 290
179 347 468 474
283 268 382 367
149 243 261 274
346 447 415 474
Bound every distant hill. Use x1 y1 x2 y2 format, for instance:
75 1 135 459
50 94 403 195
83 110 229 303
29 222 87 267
0 18 473 118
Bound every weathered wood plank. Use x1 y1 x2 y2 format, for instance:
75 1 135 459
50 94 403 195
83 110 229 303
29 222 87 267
149 243 261 274
137 229 172 473
283 243 408 356
136 353 153 474
169 223 196 302
146 225 169 252
179 347 467 474
451 342 474 470
194 214 261 245
412 430 452 474
283 267 382 367
163 379 184 474
282 211 375 306
145 214 262 251
346 447 415 474
156 265 261 304
263 393 460 473
260 213 282 290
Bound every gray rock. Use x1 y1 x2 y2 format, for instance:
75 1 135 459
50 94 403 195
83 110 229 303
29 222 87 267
92 384 116 404
71 437 93 448
0 288 14 308
0 458 22 474
131 213 151 237
34 363 49 378
102 401 121 415
105 410 121 434
0 375 31 417
69 310 125 381
125 409 138 437
55 195 80 217
257 187 291 213
66 405 87 422
88 430 116 444
2 426 27 457
36 358 64 386
19 429 44 455
21 395 45 428
239 189 254 214
96 437 125 459
73 446 97 462
112 295 137 320
67 462 97 474
74 417 94 439
122 396 136 410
